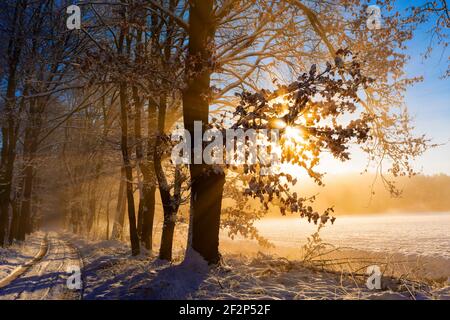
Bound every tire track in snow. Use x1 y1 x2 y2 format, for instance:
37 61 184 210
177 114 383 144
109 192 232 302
0 234 48 289
65 240 85 299
0 233 83 300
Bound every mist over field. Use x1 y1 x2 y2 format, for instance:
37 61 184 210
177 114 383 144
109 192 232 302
284 173 450 215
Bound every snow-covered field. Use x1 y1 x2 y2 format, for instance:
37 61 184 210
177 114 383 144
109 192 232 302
66 234 450 300
1 231 449 300
253 213 450 259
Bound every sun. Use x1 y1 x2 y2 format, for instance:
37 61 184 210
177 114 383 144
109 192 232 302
278 125 312 178
284 126 301 140
283 125 307 148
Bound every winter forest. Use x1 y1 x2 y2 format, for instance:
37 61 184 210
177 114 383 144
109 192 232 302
0 0 449 302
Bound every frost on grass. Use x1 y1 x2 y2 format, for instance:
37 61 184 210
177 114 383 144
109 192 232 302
2 232 448 300
62 234 449 300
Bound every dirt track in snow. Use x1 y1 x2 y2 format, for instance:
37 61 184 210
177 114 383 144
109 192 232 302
0 233 83 300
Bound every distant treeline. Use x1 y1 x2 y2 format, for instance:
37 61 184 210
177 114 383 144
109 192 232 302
290 174 450 215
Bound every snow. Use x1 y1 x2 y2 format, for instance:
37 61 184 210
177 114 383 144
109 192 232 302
254 214 450 260
143 249 209 299
0 232 82 300
0 232 45 280
61 233 450 300
1 231 449 300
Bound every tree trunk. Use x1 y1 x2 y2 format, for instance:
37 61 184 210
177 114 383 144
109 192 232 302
119 83 140 256
17 162 33 240
155 155 175 261
139 99 158 251
157 164 182 261
17 118 39 241
159 212 176 261
182 0 225 264
106 206 110 241
87 196 97 235
137 196 144 237
0 0 26 247
105 188 112 240
141 184 156 251
111 167 127 240
154 94 177 261
8 198 20 244
132 84 145 241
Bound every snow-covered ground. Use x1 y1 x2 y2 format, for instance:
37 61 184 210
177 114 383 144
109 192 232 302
1 232 449 300
66 234 450 300
0 232 44 280
0 232 82 300
253 213 450 259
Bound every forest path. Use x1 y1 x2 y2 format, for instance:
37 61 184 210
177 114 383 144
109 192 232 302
0 232 83 300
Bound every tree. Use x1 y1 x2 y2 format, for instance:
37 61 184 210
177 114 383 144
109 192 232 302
0 0 83 244
182 0 226 264
405 0 449 77
0 0 28 246
0 0 438 265
179 0 432 264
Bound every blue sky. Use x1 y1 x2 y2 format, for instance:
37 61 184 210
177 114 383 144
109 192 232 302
401 11 450 174
321 2 449 176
